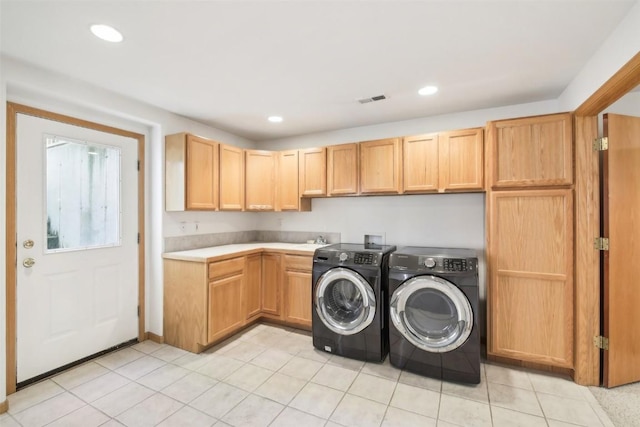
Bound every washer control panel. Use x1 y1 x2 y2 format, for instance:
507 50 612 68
354 252 375 265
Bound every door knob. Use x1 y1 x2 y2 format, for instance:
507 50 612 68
23 258 36 268
23 239 34 249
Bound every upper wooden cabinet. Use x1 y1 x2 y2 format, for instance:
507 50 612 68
245 150 276 211
277 150 311 212
165 133 219 211
327 143 359 196
487 112 573 188
299 147 327 197
219 144 245 211
359 138 403 194
403 128 483 193
439 128 484 191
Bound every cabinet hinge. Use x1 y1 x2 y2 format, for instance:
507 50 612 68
594 237 610 251
137 233 140 244
137 305 140 317
593 137 609 151
137 160 140 171
594 335 609 350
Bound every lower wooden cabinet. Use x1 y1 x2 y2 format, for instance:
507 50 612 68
283 255 313 328
261 253 282 318
488 189 574 368
244 254 262 321
208 271 244 343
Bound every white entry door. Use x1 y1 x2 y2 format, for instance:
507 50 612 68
16 113 139 384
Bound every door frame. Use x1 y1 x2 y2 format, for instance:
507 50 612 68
573 52 640 385
5 102 146 395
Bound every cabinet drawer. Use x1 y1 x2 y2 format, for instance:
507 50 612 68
284 255 312 272
209 257 245 280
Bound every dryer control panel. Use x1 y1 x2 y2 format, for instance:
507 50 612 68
390 253 477 273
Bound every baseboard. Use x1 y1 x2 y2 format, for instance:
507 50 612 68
146 332 164 344
0 399 8 414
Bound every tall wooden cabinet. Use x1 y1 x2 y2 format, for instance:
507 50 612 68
245 150 276 211
486 112 574 369
327 143 359 196
165 133 219 211
219 144 245 211
359 138 402 194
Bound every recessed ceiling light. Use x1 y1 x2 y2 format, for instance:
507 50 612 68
418 86 438 96
90 24 124 43
268 116 283 123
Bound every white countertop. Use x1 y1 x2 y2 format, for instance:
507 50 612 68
163 242 328 262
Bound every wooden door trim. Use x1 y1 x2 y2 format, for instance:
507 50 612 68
573 53 640 385
5 102 146 395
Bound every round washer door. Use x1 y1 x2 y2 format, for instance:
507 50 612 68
314 267 376 336
390 275 473 353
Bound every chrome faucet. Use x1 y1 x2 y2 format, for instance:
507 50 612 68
315 235 327 244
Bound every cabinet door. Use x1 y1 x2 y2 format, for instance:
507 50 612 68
261 253 282 317
186 135 219 210
439 128 484 191
278 150 300 211
246 150 276 211
359 138 402 194
208 273 244 343
299 147 326 196
284 270 312 328
488 113 573 188
403 134 439 193
327 143 359 195
244 254 262 320
488 189 573 368
219 144 245 211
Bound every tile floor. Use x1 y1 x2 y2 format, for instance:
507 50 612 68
0 324 617 427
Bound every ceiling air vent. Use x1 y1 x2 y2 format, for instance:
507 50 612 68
357 94 387 104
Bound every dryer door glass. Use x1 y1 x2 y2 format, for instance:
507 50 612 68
315 267 376 335
390 275 473 353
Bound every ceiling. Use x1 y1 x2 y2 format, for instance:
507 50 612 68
1 1 636 141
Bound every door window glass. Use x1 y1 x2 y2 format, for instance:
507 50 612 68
323 279 364 324
405 289 459 340
45 134 121 252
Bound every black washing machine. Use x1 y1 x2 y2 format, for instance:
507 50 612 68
312 243 396 362
388 247 481 384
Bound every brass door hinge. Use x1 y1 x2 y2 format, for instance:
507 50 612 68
594 335 609 350
594 237 609 251
593 137 609 151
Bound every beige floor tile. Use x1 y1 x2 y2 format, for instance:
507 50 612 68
99 420 126 427
327 354 366 372
116 393 183 427
219 340 267 362
160 372 218 404
189 382 248 419
442 378 488 403
7 380 64 414
115 355 166 380
151 345 190 362
156 405 216 427
390 383 440 418
538 393 604 427
70 372 130 403
491 406 548 427
547 421 589 427
330 394 388 427
245 330 284 347
250 349 294 371
278 356 324 381
132 340 165 354
221 394 284 427
348 372 397 404
92 383 155 417
254 372 307 405
269 407 326 427
488 381 544 416
51 362 109 390
485 363 533 390
278 332 313 355
95 347 145 370
196 354 244 380
137 364 190 391
13 392 84 427
381 407 437 427
0 414 21 427
171 352 214 371
289 382 344 419
529 371 588 400
438 393 492 427
223 363 274 392
311 364 358 391
398 370 442 393
297 347 332 363
436 421 461 427
361 359 401 381
45 404 110 427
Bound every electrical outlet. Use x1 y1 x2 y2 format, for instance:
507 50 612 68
179 221 187 233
